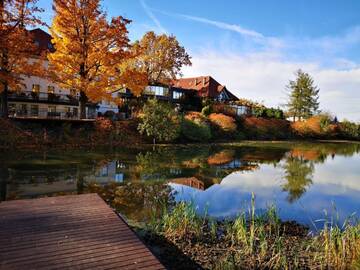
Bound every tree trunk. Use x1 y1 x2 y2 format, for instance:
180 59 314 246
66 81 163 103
0 167 9 201
0 83 9 118
79 90 87 119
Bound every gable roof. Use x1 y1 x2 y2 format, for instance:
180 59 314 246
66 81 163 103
29 28 54 54
172 76 238 100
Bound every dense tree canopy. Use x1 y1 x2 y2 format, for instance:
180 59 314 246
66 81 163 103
48 0 146 118
286 69 320 121
0 0 44 117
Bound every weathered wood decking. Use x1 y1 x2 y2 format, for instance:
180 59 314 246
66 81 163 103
0 194 165 270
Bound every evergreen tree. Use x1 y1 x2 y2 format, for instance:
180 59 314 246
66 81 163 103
286 69 320 121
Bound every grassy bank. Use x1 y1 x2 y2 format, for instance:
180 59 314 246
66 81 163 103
135 194 360 270
1 114 359 151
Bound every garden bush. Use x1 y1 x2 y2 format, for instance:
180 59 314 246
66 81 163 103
208 113 237 138
201 105 212 116
339 120 360 140
291 115 339 138
181 112 212 142
242 116 290 139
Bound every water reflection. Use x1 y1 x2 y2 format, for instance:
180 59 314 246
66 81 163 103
0 142 359 226
282 156 314 203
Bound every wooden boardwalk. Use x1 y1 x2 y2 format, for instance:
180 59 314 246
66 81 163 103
0 194 165 270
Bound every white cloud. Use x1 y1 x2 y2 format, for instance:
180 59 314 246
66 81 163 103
139 0 167 34
183 50 360 121
144 7 360 121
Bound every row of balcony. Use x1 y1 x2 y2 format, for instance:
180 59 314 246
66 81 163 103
8 91 79 105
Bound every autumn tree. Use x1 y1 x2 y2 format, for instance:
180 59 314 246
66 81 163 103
286 69 320 121
0 0 44 118
48 0 146 119
131 31 191 85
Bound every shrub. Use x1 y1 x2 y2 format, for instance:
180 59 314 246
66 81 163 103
208 113 237 138
291 115 339 138
138 99 180 144
201 105 212 117
95 117 114 133
212 104 237 118
253 107 284 119
181 112 212 142
339 120 360 140
242 116 290 139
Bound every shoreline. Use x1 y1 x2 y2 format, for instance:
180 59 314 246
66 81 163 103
1 139 359 152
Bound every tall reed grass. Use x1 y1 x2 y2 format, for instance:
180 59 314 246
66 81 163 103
146 194 360 269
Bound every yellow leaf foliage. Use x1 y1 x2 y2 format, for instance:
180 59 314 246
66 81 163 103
131 31 192 85
0 0 45 93
48 0 147 113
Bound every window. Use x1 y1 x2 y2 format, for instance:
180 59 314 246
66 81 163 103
8 104 16 116
73 108 78 117
47 86 55 94
172 91 184 100
32 84 40 93
18 104 28 116
30 105 39 116
144 86 169 96
48 106 56 113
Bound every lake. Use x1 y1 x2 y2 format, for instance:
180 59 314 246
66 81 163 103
1 142 359 229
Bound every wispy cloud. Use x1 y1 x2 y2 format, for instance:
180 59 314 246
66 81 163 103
179 14 263 39
150 8 283 49
139 0 167 34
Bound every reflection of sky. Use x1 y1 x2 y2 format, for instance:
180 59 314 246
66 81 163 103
171 155 360 228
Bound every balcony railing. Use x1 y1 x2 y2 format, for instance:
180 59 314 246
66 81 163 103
8 91 79 105
9 108 81 120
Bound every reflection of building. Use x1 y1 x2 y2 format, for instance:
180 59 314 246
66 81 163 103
86 161 125 184
217 159 242 169
169 177 205 190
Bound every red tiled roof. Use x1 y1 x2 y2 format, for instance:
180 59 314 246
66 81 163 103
172 76 238 100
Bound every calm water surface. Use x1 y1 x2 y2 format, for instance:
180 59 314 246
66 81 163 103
1 142 359 228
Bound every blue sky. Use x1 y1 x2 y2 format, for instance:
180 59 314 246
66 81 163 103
37 0 360 121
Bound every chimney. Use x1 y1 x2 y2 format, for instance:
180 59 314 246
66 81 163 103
202 77 205 86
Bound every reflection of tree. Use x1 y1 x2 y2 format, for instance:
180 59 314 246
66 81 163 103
85 181 174 222
207 150 235 165
282 157 314 203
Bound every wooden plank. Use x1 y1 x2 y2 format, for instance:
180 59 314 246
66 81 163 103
0 194 165 270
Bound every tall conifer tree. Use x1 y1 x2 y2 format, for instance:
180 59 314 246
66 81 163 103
286 69 320 121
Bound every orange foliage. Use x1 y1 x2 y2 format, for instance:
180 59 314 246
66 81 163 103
207 150 235 165
243 117 289 131
290 148 321 161
95 117 114 133
185 111 207 122
291 116 339 138
208 113 237 133
48 0 147 118
132 31 192 85
0 0 45 94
